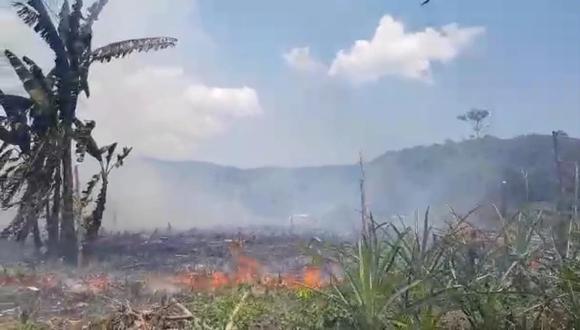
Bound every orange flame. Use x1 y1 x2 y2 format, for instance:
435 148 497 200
83 273 110 293
234 255 261 284
303 266 323 289
212 271 229 288
164 240 330 292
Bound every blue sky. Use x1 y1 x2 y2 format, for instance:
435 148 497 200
1 0 579 168
191 0 580 167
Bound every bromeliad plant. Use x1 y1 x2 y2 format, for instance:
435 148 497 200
543 220 580 328
318 204 580 329
556 260 580 328
444 207 551 329
324 215 428 329
388 208 467 329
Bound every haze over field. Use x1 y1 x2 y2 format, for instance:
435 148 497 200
0 0 578 232
92 135 579 231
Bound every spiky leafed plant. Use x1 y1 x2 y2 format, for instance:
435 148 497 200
322 218 427 329
1 0 177 263
385 208 472 328
441 207 552 329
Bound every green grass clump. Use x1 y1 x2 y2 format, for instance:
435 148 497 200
187 287 353 329
316 207 580 329
180 207 580 329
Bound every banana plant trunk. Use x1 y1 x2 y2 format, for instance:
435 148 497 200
14 208 28 242
46 172 61 257
11 188 36 242
60 130 78 264
87 175 108 241
32 217 42 250
81 173 108 266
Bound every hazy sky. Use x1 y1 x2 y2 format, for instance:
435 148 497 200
1 0 579 167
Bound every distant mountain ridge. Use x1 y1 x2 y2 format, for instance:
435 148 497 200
109 134 580 231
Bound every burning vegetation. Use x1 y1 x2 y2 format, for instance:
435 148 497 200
0 230 340 329
166 239 330 292
1 203 580 329
0 1 579 330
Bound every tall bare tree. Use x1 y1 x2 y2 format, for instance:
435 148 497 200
457 108 491 139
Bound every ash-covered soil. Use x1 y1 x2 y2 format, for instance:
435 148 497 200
0 227 345 328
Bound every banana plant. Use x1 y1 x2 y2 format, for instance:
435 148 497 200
0 52 62 251
0 0 177 263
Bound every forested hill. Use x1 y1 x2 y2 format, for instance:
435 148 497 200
112 134 580 231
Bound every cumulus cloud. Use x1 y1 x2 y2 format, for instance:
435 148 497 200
283 47 326 73
284 15 484 84
329 16 485 83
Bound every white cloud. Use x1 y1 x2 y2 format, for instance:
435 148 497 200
283 47 326 73
0 0 262 160
185 85 261 118
284 15 484 84
79 64 261 160
328 16 485 83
